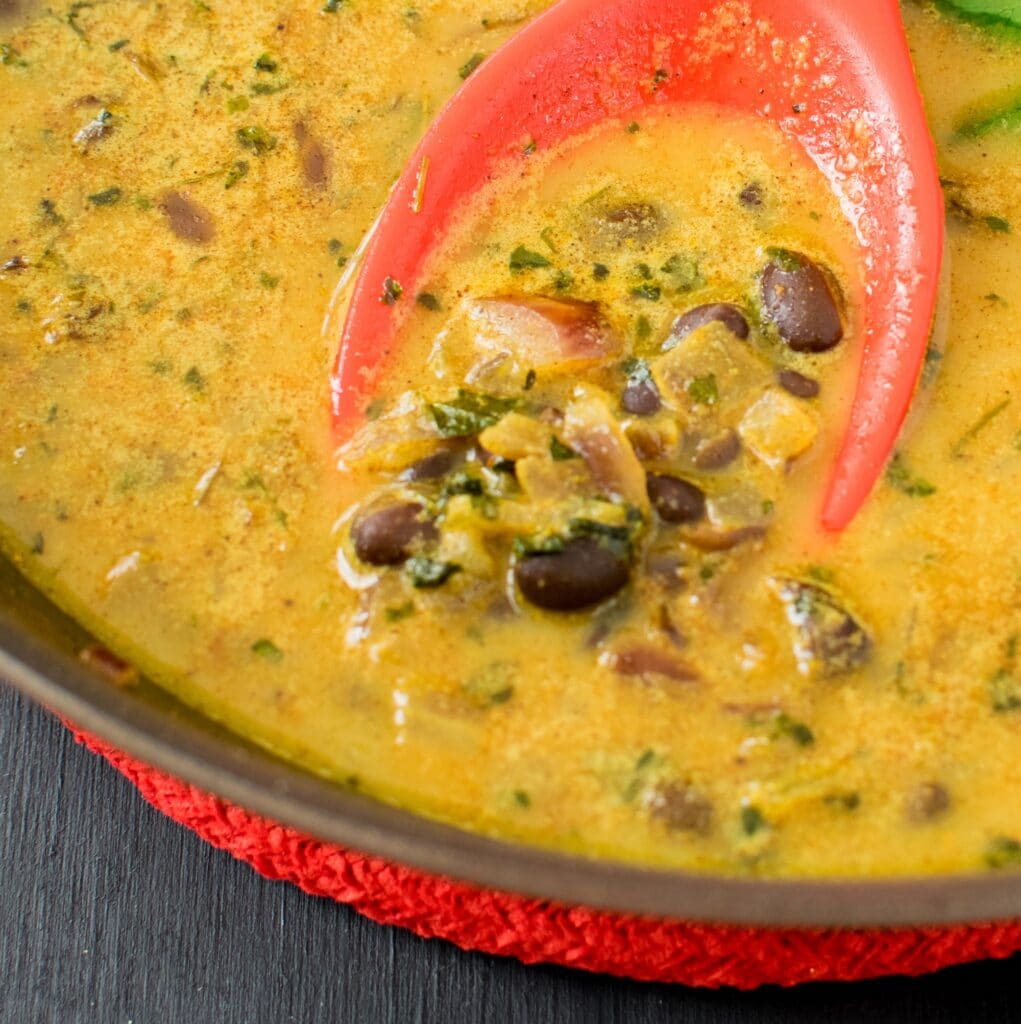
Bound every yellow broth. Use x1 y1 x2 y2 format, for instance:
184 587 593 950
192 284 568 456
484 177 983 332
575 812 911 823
2 1 1021 877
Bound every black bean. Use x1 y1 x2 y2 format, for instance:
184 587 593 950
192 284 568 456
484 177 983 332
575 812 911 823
761 251 843 353
352 502 438 566
666 303 749 347
739 182 764 209
400 448 461 482
648 781 713 834
621 377 661 416
159 191 215 244
646 473 706 524
777 368 820 399
773 579 870 677
905 782 951 824
600 202 664 243
693 429 741 471
515 537 629 611
606 646 698 683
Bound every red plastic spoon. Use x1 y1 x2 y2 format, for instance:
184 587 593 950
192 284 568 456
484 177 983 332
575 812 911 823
330 0 944 532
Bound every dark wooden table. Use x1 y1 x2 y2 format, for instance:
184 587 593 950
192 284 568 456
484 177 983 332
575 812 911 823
3 684 1019 1023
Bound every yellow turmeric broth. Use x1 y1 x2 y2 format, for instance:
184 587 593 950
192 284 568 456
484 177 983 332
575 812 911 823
2 0 1021 878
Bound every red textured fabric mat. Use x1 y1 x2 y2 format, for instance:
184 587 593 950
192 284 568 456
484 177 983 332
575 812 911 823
71 727 1021 989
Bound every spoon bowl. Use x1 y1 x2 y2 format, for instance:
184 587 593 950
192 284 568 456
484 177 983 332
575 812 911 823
331 0 944 531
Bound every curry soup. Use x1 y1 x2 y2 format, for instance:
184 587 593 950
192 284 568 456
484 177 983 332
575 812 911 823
2 1 1021 878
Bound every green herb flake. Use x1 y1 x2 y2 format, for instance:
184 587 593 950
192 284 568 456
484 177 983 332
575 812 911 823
552 269 574 292
509 245 551 272
523 369 537 391
661 252 703 292
429 390 519 437
322 0 345 11
513 790 531 808
39 198 62 225
592 263 610 281
986 835 1021 870
631 283 661 302
991 669 1021 712
224 160 249 189
259 271 279 289
464 662 515 708
235 125 277 155
380 276 404 305
765 246 805 273
634 314 652 341
88 186 123 206
253 53 278 73
407 557 461 589
459 52 485 79
953 397 1011 456
741 805 767 836
385 602 416 623
886 453 936 497
986 215 1012 233
108 38 129 52
539 226 558 253
251 638 283 663
773 713 815 747
550 436 578 461
626 121 641 134
227 95 250 113
687 374 719 406
183 366 205 391
416 291 441 311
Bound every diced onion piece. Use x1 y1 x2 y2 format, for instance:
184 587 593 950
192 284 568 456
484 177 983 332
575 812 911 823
479 413 550 460
561 387 649 512
468 296 620 368
738 387 819 469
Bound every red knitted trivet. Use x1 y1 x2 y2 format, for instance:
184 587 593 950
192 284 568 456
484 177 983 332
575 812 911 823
70 726 1021 989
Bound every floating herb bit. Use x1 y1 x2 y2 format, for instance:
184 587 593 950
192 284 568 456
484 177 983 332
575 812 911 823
459 52 485 79
235 125 277 155
253 53 278 72
407 557 461 589
416 292 441 311
886 453 936 496
224 160 249 188
631 283 661 302
252 638 284 662
428 390 518 437
986 836 1021 870
550 436 578 461
509 245 551 272
741 805 767 836
687 374 719 406
88 186 123 206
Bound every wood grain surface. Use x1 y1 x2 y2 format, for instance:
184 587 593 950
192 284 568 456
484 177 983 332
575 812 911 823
3 683 1020 1024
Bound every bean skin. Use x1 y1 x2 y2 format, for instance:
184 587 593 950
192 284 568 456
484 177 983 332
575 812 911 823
621 377 662 416
666 303 749 347
777 368 821 399
400 448 461 482
515 538 629 611
761 251 843 353
693 430 741 471
352 502 438 566
646 473 706 524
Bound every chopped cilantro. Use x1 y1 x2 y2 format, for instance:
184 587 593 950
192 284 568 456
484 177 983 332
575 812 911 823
592 262 610 281
986 836 1021 870
459 52 485 79
251 638 283 662
741 805 767 836
416 291 441 311
428 390 518 437
88 187 123 206
509 245 551 272
235 125 277 155
224 160 249 189
886 453 936 497
687 374 719 406
407 557 461 589
550 436 578 461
